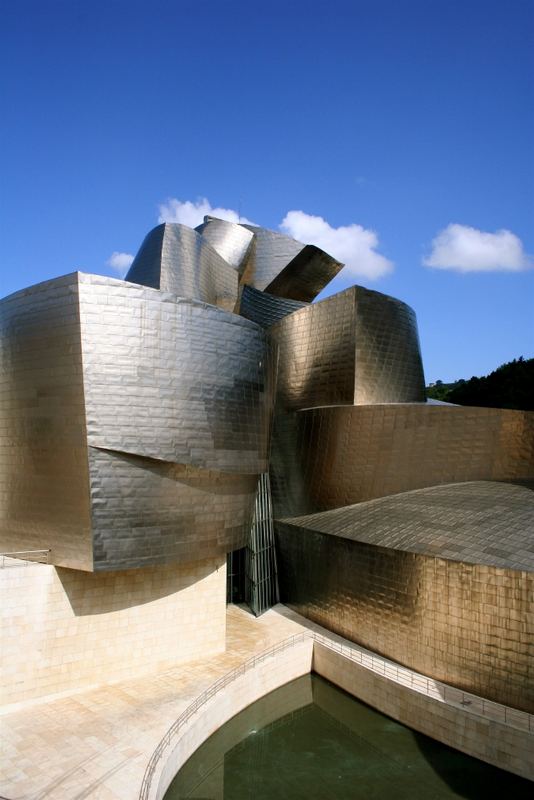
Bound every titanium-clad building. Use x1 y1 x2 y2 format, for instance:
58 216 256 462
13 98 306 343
1 213 533 720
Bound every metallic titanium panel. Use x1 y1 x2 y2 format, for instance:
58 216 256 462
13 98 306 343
195 216 254 274
270 404 534 517
239 225 305 291
126 223 239 311
281 481 534 572
245 473 279 616
79 275 276 475
0 275 93 570
239 285 307 329
269 286 426 412
264 244 343 302
352 285 426 404
0 273 276 571
275 482 534 713
89 449 258 570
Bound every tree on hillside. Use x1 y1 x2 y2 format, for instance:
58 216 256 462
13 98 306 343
426 357 534 411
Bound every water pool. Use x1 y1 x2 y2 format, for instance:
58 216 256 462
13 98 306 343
165 674 532 799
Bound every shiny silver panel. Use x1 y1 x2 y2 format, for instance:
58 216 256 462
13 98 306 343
80 275 276 475
270 403 534 517
276 481 534 713
89 450 258 570
281 481 534 572
0 273 276 571
0 275 93 570
352 285 426 404
239 225 305 291
264 244 343 302
269 286 426 412
195 215 254 274
126 223 239 311
239 285 307 329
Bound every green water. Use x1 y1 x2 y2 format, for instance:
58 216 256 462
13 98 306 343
165 674 532 799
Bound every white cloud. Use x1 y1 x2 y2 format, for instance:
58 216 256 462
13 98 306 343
280 210 393 280
107 251 134 277
158 197 254 227
423 224 532 272
152 197 393 280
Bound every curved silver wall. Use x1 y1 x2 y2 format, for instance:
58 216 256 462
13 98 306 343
270 403 534 517
0 274 93 571
264 244 342 302
239 285 307 329
269 285 426 412
239 225 305 291
239 225 343 301
126 223 239 311
81 276 276 475
0 273 276 571
195 216 254 274
276 481 534 713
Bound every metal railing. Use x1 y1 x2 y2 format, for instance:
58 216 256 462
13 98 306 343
139 633 311 800
138 629 533 800
0 550 50 567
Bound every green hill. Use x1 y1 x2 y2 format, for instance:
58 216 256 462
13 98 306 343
427 357 534 411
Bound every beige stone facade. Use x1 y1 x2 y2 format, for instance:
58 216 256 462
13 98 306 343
313 643 533 783
1 606 532 800
1 557 226 707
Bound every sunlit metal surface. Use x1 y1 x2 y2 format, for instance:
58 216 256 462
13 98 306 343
239 285 307 329
270 403 534 517
239 225 343 301
195 215 254 274
0 273 93 570
264 244 343 302
0 273 276 571
81 275 276 474
126 222 239 311
90 451 258 569
2 206 534 760
239 225 306 291
269 286 426 412
275 481 534 713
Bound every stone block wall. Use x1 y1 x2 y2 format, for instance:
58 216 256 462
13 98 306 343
1 557 226 707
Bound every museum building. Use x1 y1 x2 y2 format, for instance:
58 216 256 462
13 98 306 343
1 216 533 796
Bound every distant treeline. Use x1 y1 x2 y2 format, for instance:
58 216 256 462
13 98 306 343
426 357 534 411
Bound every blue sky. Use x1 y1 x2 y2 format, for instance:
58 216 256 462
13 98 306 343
2 0 532 382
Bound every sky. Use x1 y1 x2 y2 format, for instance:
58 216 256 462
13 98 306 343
1 0 533 383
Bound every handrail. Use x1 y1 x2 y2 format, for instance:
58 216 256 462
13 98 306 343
138 633 310 800
0 550 50 567
138 630 533 800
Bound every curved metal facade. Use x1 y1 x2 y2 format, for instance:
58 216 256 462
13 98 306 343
126 223 239 312
264 244 343 302
239 226 343 301
239 285 307 329
195 216 254 273
270 403 534 517
0 272 276 571
2 207 533 717
269 286 426 412
239 225 305 291
0 274 92 571
81 276 276 475
275 481 534 713
89 451 258 570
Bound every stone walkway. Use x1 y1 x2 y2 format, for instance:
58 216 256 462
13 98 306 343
0 605 304 800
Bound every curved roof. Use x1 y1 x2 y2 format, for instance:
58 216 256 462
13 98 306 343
280 481 534 571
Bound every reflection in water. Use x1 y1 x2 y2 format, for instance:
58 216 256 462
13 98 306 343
165 675 532 800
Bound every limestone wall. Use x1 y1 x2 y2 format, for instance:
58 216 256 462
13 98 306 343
313 644 534 782
1 557 226 707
